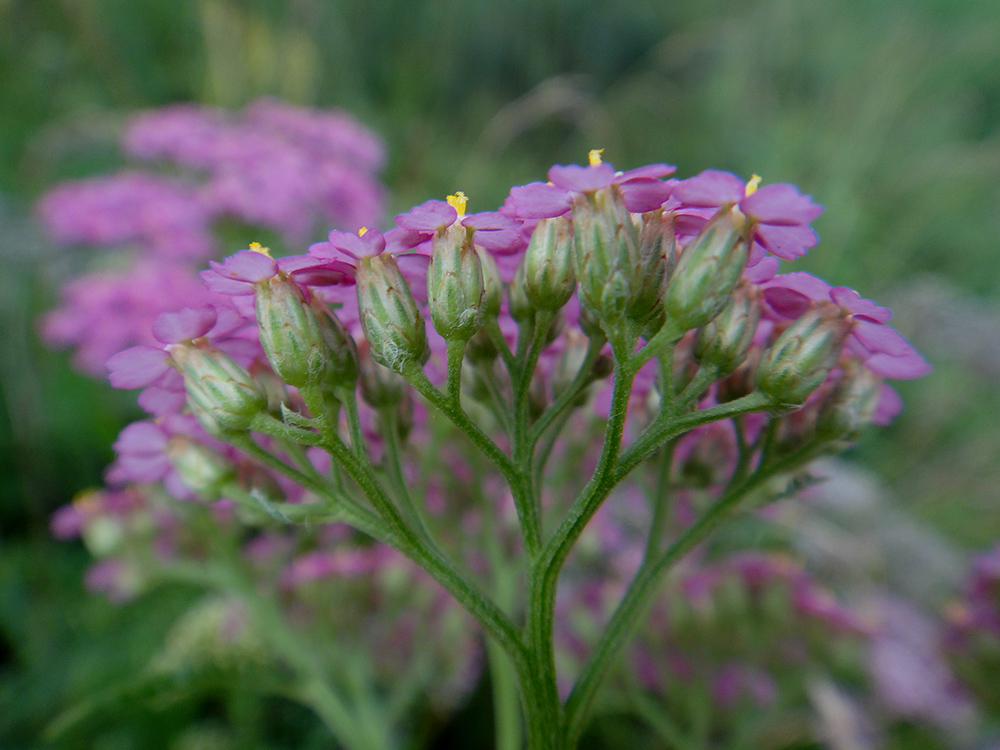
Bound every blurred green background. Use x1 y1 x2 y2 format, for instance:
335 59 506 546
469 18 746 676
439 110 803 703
1 0 999 747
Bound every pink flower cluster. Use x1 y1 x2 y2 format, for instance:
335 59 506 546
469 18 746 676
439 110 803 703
38 99 385 375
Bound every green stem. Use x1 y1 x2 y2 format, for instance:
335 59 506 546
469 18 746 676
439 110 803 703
298 383 532 696
643 441 675 562
338 386 369 460
523 360 638 750
613 391 775 484
485 317 517 375
379 407 434 545
528 336 604 446
561 442 821 746
446 337 467 407
228 431 389 542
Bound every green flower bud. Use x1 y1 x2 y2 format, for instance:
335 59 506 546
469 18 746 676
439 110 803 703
694 282 762 375
524 215 576 311
428 224 485 341
507 260 534 323
476 246 504 321
255 276 333 388
166 438 233 499
627 210 676 326
170 345 267 433
552 330 612 405
756 303 853 407
311 299 359 390
465 327 498 363
815 362 882 441
356 254 429 372
571 185 640 324
357 341 406 409
663 207 749 332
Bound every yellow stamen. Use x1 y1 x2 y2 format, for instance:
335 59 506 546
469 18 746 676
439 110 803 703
447 191 468 216
745 174 762 197
588 149 604 166
358 227 368 236
249 241 272 256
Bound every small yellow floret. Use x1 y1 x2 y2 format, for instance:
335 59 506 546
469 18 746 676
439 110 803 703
588 149 604 166
745 174 762 197
358 227 368 236
447 192 468 216
249 241 272 256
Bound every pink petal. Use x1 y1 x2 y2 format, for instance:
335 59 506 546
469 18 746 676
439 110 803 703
547 163 617 193
506 182 572 219
620 178 672 212
865 350 932 379
831 287 892 323
672 170 745 207
740 183 823 225
619 163 676 181
152 305 217 344
753 223 817 260
107 346 172 389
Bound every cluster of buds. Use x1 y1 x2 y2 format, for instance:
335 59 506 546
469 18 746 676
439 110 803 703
48 149 933 749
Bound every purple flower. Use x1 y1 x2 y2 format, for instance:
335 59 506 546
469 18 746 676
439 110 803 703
672 170 823 261
506 157 676 219
36 172 215 260
41 260 226 376
760 272 931 380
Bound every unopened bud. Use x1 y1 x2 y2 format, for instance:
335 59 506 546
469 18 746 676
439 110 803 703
694 282 762 375
428 225 485 341
357 341 406 409
170 345 267 432
524 215 577 311
166 438 233 498
311 300 359 390
477 246 504 320
356 254 429 372
256 276 331 388
756 303 853 407
572 185 640 323
508 260 534 323
816 362 882 441
465 327 498 363
628 210 676 326
664 207 749 332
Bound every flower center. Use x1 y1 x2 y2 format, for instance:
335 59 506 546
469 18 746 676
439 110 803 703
745 174 762 197
447 192 468 216
588 149 604 166
249 241 272 256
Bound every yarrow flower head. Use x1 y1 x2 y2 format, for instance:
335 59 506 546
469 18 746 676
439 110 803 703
47 145 935 750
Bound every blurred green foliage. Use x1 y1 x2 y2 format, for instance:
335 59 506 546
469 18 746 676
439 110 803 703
1 0 998 746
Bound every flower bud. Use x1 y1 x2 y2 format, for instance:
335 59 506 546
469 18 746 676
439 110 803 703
465 327 498 363
255 275 331 388
476 246 504 321
507 260 534 323
552 330 612 405
428 224 486 342
628 210 676 326
357 341 406 409
694 282 762 375
815 362 882 441
524 215 576 311
311 299 359 390
755 303 853 407
170 345 267 432
166 438 233 498
664 207 749 332
572 185 640 323
356 254 429 372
